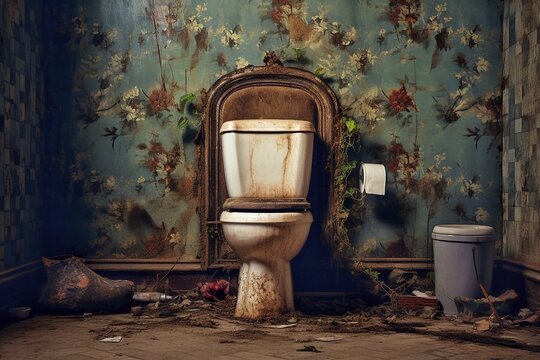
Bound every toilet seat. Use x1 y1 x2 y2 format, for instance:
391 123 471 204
220 210 313 224
223 197 310 211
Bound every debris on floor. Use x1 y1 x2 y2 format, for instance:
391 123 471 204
396 294 438 310
39 255 134 314
297 345 322 352
454 289 519 318
266 323 296 329
132 292 174 303
387 269 434 293
131 306 143 316
99 336 123 343
31 264 540 355
513 308 540 327
474 318 500 332
315 336 342 342
198 280 230 301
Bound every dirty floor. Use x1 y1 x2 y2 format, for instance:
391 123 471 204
1 307 540 360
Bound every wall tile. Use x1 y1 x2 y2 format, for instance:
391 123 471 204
0 0 43 271
503 0 540 266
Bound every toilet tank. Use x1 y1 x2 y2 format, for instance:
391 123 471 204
220 119 315 198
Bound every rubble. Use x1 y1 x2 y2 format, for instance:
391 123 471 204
41 269 537 354
131 306 143 316
266 324 296 329
454 289 519 318
132 292 174 303
198 280 230 301
514 308 540 327
39 255 134 314
396 295 438 310
99 336 122 343
315 336 342 342
474 318 500 332
297 345 321 352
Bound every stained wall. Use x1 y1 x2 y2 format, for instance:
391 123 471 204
43 0 503 261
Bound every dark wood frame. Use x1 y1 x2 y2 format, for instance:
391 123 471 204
200 60 341 269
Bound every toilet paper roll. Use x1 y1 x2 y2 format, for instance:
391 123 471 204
359 163 386 196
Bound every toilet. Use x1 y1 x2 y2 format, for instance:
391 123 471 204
219 119 315 319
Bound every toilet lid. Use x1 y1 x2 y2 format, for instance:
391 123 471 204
223 197 311 211
432 224 495 242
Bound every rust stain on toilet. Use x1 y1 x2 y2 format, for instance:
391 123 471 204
280 136 291 195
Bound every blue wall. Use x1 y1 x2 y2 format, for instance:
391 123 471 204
43 0 503 260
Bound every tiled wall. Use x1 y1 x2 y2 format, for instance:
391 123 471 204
0 0 44 271
502 0 540 265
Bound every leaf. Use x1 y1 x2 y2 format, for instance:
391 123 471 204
344 187 360 199
344 117 358 133
337 160 357 183
177 116 189 129
314 68 326 76
178 93 196 113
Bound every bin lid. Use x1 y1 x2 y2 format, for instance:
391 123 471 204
432 224 495 242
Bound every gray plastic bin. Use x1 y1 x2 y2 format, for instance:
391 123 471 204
432 224 495 315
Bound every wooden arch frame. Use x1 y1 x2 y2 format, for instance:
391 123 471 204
200 57 341 268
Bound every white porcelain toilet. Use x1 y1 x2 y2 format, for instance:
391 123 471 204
219 119 315 319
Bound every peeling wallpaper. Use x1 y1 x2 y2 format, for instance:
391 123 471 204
43 0 503 260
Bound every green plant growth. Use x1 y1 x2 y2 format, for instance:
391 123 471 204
352 260 399 309
176 93 199 130
325 115 364 260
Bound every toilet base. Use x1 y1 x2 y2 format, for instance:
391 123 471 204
235 259 294 319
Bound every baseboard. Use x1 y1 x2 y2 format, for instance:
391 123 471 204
496 258 540 308
0 260 44 311
84 257 435 272
1 257 535 311
84 258 204 272
353 258 433 270
498 258 540 282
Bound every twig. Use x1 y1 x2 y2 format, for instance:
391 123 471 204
472 248 501 323
146 1 167 91
96 99 120 113
155 254 182 290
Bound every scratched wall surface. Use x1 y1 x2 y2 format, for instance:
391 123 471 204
502 0 540 266
43 0 503 260
0 0 44 271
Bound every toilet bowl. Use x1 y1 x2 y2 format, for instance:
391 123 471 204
220 211 312 318
219 119 315 319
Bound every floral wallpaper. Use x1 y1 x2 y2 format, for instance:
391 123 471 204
43 0 502 260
